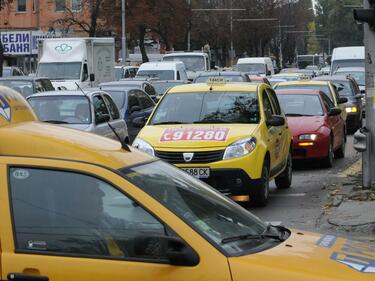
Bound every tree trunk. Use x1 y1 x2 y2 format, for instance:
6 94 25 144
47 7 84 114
139 25 149 63
0 39 4 77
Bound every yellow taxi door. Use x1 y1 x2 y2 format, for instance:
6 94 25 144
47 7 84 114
261 90 280 173
0 158 231 281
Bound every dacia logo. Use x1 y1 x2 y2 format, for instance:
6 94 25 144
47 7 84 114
183 153 194 162
0 95 11 121
55 43 73 54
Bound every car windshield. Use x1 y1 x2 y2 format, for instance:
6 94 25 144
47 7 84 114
195 75 246 83
137 70 174 80
278 94 324 116
119 161 284 256
236 63 266 74
28 95 91 124
335 71 365 86
276 84 334 102
0 80 33 98
37 62 82 80
101 89 126 110
152 82 182 96
164 56 205 71
332 60 365 73
150 91 260 124
331 80 353 97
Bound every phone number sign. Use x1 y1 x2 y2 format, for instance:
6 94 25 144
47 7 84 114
160 128 230 142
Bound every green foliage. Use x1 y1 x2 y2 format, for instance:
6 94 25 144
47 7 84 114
315 0 363 49
307 21 322 54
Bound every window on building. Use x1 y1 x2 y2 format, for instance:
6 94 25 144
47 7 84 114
33 0 38 12
17 0 27 12
72 0 82 11
55 0 66 12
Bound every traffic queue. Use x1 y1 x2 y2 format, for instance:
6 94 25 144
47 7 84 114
0 80 374 281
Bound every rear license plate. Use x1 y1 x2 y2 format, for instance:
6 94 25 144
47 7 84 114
181 168 210 179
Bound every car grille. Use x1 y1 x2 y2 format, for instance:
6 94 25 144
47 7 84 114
155 150 225 164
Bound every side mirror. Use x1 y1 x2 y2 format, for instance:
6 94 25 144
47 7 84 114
266 115 285 127
355 94 363 99
328 107 342 116
135 235 199 267
90 73 95 82
96 114 110 124
130 105 142 114
210 61 216 69
338 97 348 104
132 116 147 128
267 70 271 76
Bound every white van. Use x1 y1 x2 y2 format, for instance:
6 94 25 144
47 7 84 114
162 52 211 80
136 61 188 81
330 46 365 75
236 57 275 76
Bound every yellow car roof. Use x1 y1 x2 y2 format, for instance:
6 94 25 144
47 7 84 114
168 82 259 93
277 80 331 86
0 86 152 169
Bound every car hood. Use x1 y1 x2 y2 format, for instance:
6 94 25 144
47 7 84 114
287 116 325 136
137 124 259 149
229 231 375 281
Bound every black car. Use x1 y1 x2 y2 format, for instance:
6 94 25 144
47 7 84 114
0 77 54 98
193 71 251 83
313 75 363 133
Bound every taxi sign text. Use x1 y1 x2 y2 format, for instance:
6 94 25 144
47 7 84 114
160 128 230 142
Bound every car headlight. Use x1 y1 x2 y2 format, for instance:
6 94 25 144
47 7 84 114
299 134 318 141
346 106 358 113
132 138 155 156
223 137 256 160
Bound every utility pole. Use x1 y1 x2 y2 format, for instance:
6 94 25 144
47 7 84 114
353 0 375 189
121 0 126 65
187 0 191 51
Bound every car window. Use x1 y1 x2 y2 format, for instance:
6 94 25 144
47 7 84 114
35 80 44 92
177 71 181 80
144 84 156 97
262 91 274 120
102 89 126 110
267 89 282 115
9 167 168 261
321 93 335 111
103 94 120 120
127 91 141 111
93 95 110 123
40 79 55 91
137 91 155 109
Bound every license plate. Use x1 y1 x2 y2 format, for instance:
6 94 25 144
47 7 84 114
181 168 210 179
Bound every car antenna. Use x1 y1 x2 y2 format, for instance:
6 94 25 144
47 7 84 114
74 82 131 152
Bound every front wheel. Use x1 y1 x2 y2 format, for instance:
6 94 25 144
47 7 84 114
323 140 334 168
250 162 270 207
335 133 346 159
275 151 292 189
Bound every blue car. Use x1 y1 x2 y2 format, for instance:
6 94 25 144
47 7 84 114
99 82 155 143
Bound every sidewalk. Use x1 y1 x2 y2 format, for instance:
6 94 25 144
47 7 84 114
317 159 375 242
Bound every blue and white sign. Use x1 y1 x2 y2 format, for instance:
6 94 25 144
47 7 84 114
1 31 31 55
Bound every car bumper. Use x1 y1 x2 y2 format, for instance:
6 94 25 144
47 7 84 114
292 136 329 160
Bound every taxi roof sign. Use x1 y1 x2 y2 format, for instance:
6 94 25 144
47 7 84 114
0 86 37 127
207 76 226 84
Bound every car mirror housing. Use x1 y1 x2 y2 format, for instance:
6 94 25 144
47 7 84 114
266 115 285 127
132 116 147 128
96 114 110 124
338 97 348 104
328 108 342 116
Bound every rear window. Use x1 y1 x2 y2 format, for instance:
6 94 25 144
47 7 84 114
101 90 126 111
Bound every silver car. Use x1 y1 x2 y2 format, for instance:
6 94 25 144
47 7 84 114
27 90 129 143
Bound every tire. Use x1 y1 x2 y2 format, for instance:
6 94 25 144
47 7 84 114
275 151 292 189
323 139 334 168
250 161 270 207
335 133 346 159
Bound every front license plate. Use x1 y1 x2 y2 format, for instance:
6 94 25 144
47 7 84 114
181 168 210 179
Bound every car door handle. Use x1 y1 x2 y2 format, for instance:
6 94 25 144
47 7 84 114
7 273 49 281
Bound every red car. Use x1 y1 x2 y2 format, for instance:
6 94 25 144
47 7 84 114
276 89 346 167
248 75 271 86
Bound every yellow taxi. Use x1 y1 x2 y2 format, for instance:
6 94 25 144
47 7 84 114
133 80 292 206
1 86 374 281
274 80 348 125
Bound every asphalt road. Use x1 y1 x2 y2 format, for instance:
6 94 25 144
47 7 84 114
248 135 360 233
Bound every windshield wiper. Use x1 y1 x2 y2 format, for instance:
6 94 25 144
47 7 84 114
44 120 69 124
153 121 188 125
194 119 230 124
285 113 315 117
221 224 286 244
